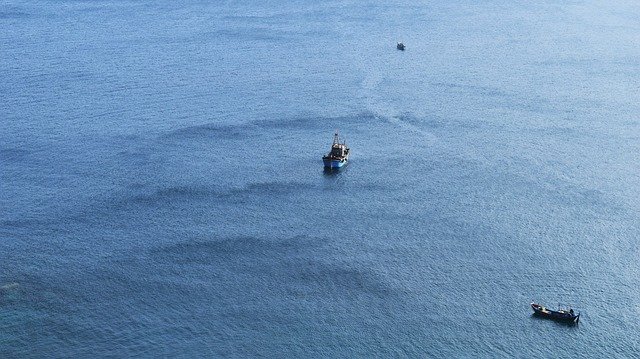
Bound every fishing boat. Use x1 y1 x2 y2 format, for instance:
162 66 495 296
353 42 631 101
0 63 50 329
397 42 405 50
531 302 580 323
322 132 349 169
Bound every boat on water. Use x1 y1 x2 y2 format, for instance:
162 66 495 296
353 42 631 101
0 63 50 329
531 302 580 323
322 132 349 169
397 42 405 50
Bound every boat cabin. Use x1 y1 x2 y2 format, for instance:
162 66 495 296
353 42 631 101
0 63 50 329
330 144 347 158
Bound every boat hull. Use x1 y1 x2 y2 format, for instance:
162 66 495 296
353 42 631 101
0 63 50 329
323 157 348 168
531 303 580 323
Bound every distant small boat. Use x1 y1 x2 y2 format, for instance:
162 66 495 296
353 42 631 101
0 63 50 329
531 302 580 323
322 132 349 169
397 42 405 50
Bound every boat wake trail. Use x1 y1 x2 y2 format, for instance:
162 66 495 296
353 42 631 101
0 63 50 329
384 114 438 144
0 282 19 291
359 73 438 144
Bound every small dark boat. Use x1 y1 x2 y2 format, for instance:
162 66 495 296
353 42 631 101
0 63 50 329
397 42 405 51
322 132 349 169
531 302 580 323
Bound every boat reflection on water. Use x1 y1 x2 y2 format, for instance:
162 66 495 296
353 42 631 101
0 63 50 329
322 164 349 177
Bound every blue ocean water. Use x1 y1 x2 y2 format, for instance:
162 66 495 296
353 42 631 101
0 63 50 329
2 0 640 356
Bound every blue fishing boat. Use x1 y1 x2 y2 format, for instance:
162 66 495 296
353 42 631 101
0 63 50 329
322 132 349 169
531 302 580 323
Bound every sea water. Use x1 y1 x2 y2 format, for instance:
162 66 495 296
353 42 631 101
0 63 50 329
1 0 640 356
